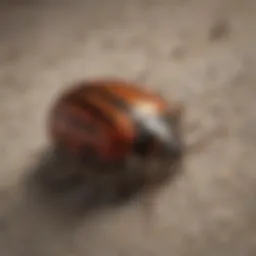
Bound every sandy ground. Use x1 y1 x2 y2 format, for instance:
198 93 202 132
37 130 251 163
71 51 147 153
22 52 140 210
0 0 256 255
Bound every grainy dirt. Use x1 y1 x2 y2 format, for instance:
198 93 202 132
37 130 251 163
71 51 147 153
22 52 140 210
0 0 256 255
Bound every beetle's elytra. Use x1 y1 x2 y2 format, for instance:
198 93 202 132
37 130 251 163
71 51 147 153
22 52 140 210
48 79 184 166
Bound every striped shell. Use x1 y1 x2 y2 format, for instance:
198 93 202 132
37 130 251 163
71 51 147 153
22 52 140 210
48 79 183 164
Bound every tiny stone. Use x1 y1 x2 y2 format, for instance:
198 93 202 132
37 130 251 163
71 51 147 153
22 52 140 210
209 20 231 41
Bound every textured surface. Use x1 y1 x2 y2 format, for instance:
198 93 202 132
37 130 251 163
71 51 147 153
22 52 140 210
0 0 256 255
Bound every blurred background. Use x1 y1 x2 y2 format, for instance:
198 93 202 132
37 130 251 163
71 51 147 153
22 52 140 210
0 0 256 255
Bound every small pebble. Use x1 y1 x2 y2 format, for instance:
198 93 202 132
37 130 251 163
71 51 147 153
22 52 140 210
209 20 231 41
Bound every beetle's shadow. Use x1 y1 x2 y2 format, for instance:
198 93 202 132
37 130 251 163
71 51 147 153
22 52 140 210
24 148 148 220
23 146 184 225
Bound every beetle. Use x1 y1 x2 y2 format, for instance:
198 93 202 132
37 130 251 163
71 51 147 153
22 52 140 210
42 78 186 223
48 79 184 170
44 79 222 228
